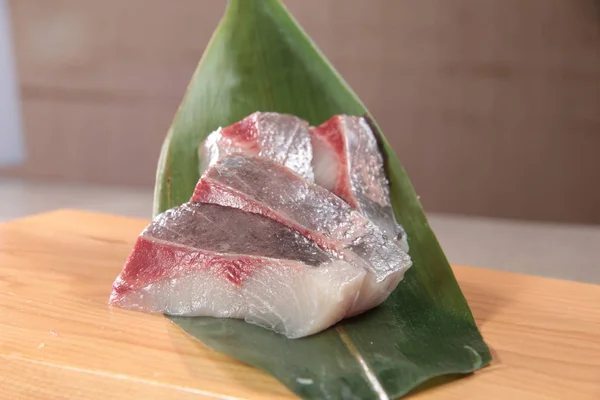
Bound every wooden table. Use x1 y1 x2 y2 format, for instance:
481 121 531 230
1 210 599 399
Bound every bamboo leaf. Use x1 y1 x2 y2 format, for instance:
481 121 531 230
155 0 491 398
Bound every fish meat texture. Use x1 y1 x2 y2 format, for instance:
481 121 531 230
198 111 314 181
109 202 365 338
112 112 412 338
191 155 412 316
198 112 407 250
311 115 409 250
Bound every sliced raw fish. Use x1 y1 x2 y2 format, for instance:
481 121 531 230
192 155 412 315
109 202 365 338
199 111 314 181
311 115 408 250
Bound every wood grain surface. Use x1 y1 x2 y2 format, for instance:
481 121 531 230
0 210 599 399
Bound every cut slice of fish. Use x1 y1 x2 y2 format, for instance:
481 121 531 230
109 202 365 338
192 155 412 316
198 111 314 181
311 115 408 250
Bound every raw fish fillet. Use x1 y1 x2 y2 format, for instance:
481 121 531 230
191 155 412 315
311 115 408 250
199 111 314 181
109 202 365 338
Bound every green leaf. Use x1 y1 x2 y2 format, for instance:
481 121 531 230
155 0 491 398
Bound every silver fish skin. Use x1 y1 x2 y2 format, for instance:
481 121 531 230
192 155 412 316
109 202 365 339
311 115 409 251
199 111 314 181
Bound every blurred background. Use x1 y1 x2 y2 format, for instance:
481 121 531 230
0 0 599 282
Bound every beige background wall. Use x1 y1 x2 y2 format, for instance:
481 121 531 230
4 0 600 224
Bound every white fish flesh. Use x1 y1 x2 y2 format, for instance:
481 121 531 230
198 111 314 181
191 155 412 316
110 112 412 338
311 115 408 250
109 202 365 338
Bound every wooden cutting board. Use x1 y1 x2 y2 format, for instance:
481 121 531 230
1 210 599 399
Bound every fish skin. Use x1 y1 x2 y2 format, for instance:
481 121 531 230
192 155 412 316
109 202 365 338
199 112 408 250
311 115 409 250
199 111 314 181
112 112 413 337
